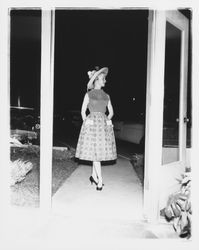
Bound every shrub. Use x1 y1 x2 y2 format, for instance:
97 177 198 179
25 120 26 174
10 159 33 186
163 172 191 239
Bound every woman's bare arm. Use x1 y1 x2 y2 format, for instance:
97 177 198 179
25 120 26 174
107 97 114 120
81 93 89 121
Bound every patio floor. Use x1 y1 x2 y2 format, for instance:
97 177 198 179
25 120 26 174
2 155 179 250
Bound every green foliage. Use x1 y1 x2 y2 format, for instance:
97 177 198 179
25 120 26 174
163 172 191 239
10 159 33 185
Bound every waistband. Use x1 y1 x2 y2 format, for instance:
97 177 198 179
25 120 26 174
89 112 106 116
90 111 105 114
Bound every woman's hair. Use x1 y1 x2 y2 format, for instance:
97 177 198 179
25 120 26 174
94 76 99 83
94 72 105 85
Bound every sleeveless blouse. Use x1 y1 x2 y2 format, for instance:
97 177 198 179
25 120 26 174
87 89 109 114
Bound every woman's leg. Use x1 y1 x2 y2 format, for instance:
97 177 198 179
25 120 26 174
94 161 103 187
91 162 98 181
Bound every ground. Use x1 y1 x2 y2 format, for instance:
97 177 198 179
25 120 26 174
10 145 78 207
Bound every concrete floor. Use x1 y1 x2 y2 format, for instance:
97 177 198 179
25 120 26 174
52 157 143 221
1 157 180 250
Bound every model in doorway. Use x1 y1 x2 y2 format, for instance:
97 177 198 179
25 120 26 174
75 66 117 191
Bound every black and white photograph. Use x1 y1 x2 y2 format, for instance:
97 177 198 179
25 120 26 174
0 1 198 250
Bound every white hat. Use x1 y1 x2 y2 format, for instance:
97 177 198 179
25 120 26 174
87 67 109 90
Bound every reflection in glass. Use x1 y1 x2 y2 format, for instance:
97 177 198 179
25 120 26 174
10 10 41 207
162 21 182 165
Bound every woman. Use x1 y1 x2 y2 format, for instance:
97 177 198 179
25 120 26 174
75 66 117 191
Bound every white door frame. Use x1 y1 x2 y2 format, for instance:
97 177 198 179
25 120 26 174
191 7 199 238
159 10 189 211
144 10 167 222
144 10 189 222
40 8 55 212
0 3 10 219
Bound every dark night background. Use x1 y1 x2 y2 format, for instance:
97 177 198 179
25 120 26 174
10 9 191 136
54 10 148 122
10 9 148 122
10 10 41 113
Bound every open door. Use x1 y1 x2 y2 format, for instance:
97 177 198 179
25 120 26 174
159 10 189 209
144 10 189 221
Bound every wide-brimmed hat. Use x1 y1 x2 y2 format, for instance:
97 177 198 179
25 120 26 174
87 67 109 90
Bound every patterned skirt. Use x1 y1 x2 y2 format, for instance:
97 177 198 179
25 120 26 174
75 112 117 162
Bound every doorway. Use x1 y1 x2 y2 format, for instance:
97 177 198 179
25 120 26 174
8 8 191 223
52 9 148 219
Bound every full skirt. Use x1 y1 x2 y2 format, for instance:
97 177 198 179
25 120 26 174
75 112 117 161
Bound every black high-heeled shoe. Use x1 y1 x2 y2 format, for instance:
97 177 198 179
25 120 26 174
89 176 98 185
96 183 104 191
96 185 103 191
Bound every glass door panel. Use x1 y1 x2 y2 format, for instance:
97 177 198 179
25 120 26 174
10 9 41 208
162 21 182 165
